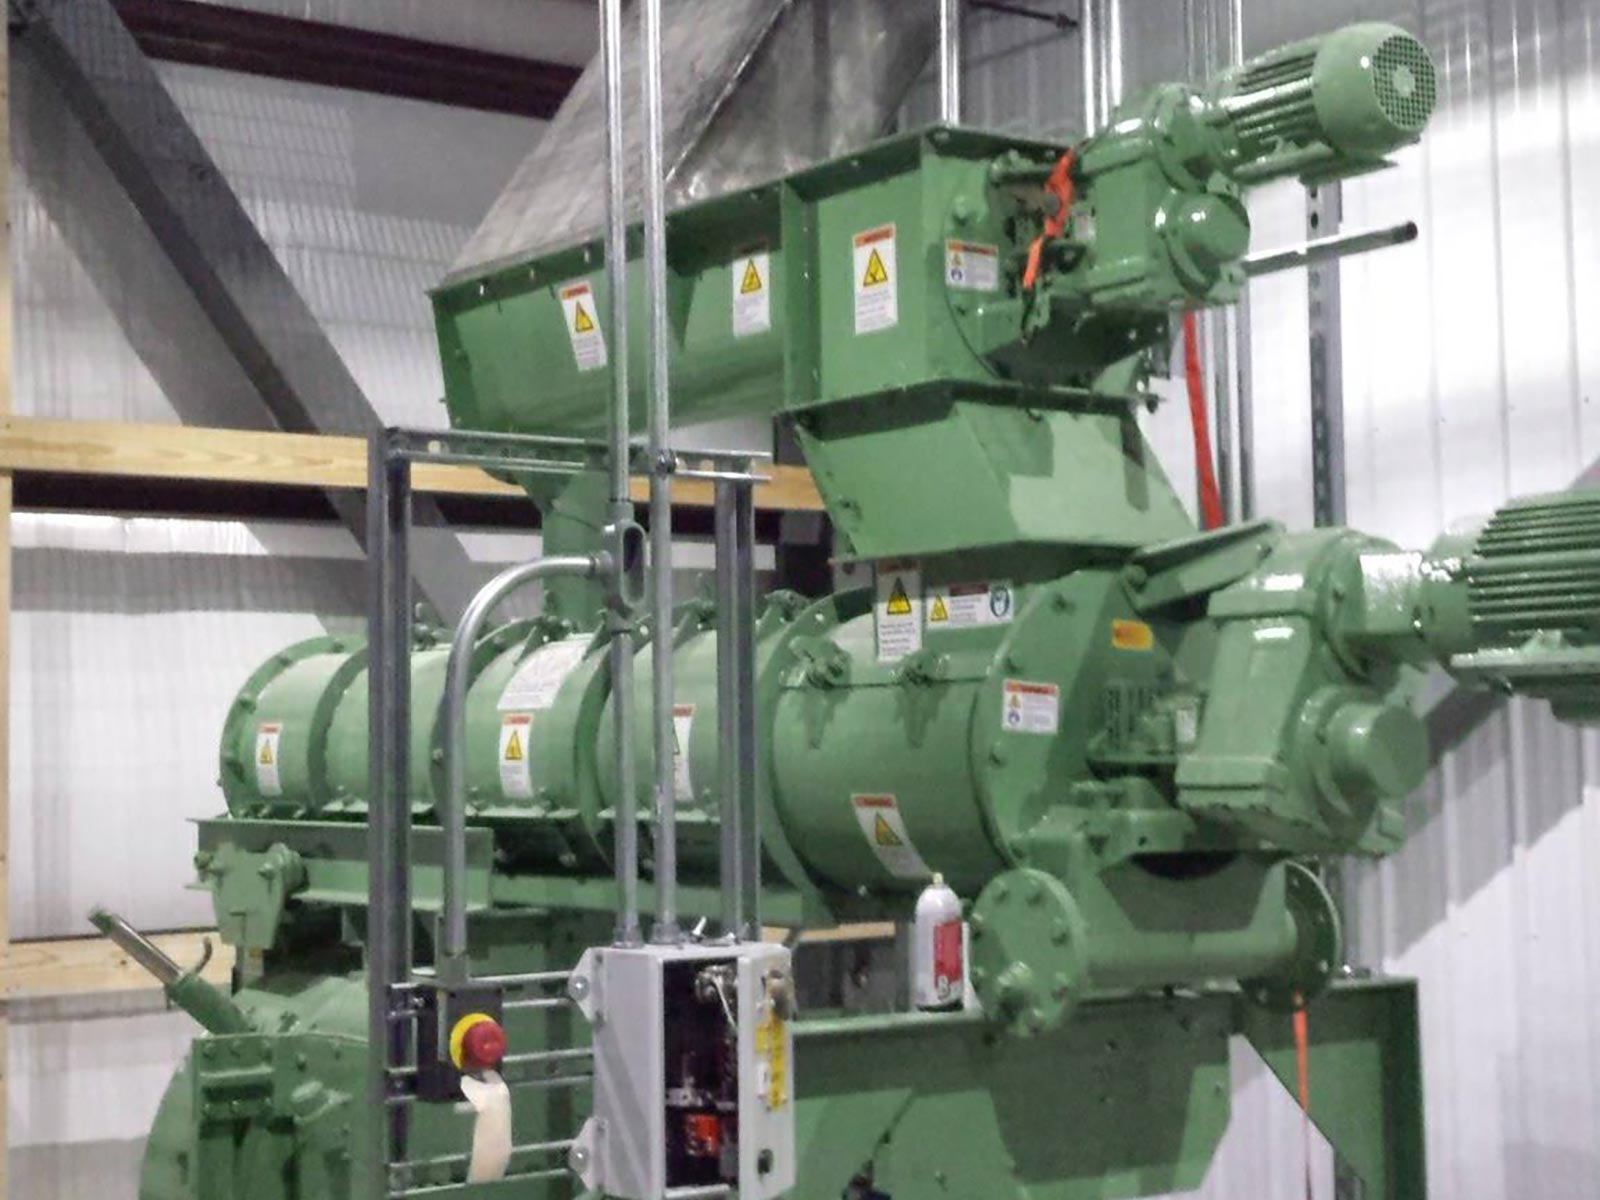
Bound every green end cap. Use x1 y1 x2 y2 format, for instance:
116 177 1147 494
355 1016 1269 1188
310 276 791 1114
1312 23 1439 158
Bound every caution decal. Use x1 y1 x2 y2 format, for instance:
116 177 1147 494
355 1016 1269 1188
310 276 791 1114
850 794 930 879
926 579 1014 629
945 240 1000 292
672 703 696 803
874 559 922 663
732 252 771 338
1001 679 1061 736
255 722 283 797
853 224 898 334
498 636 592 712
558 280 608 371
499 713 534 800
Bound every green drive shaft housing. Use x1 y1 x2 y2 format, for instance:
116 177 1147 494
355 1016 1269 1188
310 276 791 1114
138 22 1599 1200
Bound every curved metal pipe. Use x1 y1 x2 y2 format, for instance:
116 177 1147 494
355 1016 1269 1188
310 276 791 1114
440 553 610 980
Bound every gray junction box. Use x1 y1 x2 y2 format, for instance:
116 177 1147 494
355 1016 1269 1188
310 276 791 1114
571 941 797 1200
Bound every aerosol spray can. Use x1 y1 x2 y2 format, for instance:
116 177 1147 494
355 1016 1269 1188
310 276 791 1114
913 873 965 1011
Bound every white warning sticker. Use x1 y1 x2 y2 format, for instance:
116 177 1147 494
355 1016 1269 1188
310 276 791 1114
498 635 592 712
945 240 1000 292
254 722 283 797
732 252 771 338
851 794 930 879
558 280 608 371
498 713 534 800
1001 679 1061 736
927 579 1015 629
853 224 898 334
874 559 922 663
672 703 696 802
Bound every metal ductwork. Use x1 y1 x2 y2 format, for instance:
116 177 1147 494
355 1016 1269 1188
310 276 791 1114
447 0 939 284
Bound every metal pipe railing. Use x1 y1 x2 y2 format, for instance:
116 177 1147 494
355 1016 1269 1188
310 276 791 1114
640 0 680 945
938 0 962 124
439 553 609 982
599 0 643 949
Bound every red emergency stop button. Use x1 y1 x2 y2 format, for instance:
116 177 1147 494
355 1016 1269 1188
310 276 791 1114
449 1012 507 1073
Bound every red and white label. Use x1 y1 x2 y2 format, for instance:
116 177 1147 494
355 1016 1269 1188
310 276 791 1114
1001 679 1060 735
850 793 929 879
853 224 898 334
558 280 608 371
254 722 283 797
932 919 964 1002
499 713 534 801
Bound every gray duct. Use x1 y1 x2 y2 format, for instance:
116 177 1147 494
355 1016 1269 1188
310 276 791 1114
447 0 940 285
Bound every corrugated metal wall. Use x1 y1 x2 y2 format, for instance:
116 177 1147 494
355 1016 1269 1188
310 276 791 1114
14 1 1600 1195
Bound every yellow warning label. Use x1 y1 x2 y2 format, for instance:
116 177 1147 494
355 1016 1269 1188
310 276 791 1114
503 728 524 762
929 595 949 623
258 740 274 766
873 814 903 847
885 578 913 616
572 302 596 333
862 247 890 287
1111 618 1155 651
740 259 764 294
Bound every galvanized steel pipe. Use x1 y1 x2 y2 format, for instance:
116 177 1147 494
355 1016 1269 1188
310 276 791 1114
640 0 680 944
440 553 608 979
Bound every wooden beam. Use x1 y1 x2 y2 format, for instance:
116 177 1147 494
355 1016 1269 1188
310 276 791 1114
1 930 233 1000
0 417 825 512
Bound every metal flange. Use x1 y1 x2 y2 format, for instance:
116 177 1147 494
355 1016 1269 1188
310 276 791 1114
970 867 1088 1037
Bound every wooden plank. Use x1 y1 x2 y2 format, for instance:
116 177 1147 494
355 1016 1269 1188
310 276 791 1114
0 930 234 1000
0 416 826 511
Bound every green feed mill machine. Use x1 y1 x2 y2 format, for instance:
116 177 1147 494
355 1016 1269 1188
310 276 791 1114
99 11 1600 1200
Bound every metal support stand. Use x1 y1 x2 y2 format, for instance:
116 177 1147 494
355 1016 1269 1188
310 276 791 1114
714 478 761 941
364 428 766 1199
1308 182 1346 529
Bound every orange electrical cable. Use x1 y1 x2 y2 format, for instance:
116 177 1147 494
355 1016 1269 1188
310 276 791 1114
1022 149 1077 292
1182 310 1226 530
1294 993 1314 1200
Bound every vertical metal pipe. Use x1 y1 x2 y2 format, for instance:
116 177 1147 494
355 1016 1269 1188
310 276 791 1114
640 0 679 943
938 0 962 125
599 0 641 948
1104 0 1123 117
366 435 412 1200
714 481 741 938
732 480 760 938
1227 0 1256 520
1079 0 1098 135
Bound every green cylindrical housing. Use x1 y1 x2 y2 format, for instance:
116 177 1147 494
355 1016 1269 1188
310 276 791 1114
1210 22 1437 184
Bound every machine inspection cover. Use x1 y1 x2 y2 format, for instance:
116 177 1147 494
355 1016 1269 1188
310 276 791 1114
254 722 283 797
558 280 608 371
874 559 922 662
732 252 771 338
853 224 898 334
499 713 535 800
851 794 930 879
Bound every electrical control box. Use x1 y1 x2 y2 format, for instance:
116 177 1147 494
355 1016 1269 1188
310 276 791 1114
570 941 795 1200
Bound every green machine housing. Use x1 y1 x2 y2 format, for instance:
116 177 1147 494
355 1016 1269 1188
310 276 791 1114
136 22 1600 1200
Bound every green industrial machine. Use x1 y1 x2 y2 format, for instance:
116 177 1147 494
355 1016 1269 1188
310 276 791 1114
119 20 1600 1200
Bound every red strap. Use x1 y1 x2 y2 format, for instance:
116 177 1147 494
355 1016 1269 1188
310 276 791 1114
1294 994 1314 1200
1022 150 1077 292
1182 311 1226 530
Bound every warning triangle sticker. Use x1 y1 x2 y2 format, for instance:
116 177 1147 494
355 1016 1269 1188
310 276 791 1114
740 259 764 294
929 596 949 623
862 247 890 288
873 815 902 847
573 302 596 334
885 578 913 616
258 741 274 765
504 729 524 762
